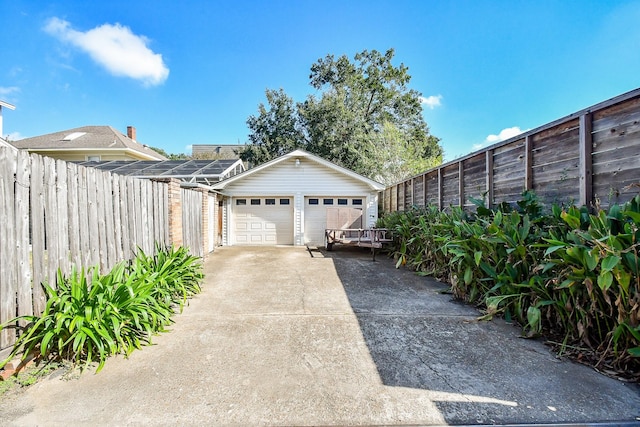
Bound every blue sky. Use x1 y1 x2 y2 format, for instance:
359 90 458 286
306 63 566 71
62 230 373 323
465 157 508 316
2 1 639 161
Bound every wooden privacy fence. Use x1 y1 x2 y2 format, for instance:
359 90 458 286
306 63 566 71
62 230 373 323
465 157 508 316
383 88 640 213
0 149 213 351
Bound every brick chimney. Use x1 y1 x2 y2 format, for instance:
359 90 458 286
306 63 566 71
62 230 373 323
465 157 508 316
127 126 136 142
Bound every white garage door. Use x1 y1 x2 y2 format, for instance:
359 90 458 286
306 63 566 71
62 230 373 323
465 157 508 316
304 197 363 246
234 197 294 245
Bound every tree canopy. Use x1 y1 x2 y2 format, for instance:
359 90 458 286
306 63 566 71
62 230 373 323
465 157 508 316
239 49 442 185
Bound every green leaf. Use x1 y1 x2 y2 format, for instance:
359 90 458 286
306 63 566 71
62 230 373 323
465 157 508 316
628 347 640 357
474 251 482 266
464 266 473 285
597 271 613 291
526 306 542 334
601 255 621 272
584 250 598 271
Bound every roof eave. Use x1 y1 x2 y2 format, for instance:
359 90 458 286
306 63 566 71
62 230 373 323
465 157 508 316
211 149 385 191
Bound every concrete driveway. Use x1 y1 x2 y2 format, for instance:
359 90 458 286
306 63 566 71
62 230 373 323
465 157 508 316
1 246 639 426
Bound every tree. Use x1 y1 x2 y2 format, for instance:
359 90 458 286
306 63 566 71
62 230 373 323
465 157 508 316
238 88 305 166
148 146 189 160
239 49 442 183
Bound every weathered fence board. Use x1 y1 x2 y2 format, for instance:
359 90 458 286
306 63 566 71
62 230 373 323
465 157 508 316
67 163 81 269
0 148 17 347
30 155 46 314
384 89 640 212
15 151 32 320
0 150 208 352
56 160 70 277
44 157 59 289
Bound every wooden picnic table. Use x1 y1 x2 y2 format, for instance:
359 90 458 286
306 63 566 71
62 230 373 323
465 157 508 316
324 228 392 260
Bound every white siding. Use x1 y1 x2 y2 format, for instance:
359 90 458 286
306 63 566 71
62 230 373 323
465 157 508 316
222 159 373 196
220 157 381 246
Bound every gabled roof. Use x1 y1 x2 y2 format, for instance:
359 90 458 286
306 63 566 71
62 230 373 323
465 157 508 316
12 125 167 160
0 100 16 111
211 149 385 191
0 137 17 150
76 158 245 185
192 144 246 159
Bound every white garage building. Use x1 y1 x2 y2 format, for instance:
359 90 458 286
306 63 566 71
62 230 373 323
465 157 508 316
212 149 385 247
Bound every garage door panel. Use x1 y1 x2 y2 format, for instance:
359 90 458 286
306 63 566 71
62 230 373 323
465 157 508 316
234 198 293 245
304 197 364 246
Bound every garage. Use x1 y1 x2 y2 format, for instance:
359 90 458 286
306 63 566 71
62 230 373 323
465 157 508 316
212 149 385 247
233 197 293 245
304 197 364 246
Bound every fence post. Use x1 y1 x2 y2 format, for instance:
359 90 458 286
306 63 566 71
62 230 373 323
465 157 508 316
166 179 183 248
437 167 443 210
579 113 593 207
485 150 494 209
199 188 210 258
458 161 464 207
525 135 533 191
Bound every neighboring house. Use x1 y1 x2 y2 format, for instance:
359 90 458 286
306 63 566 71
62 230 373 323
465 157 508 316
191 144 245 160
0 137 16 151
12 125 166 161
0 100 16 149
76 158 245 185
211 149 385 247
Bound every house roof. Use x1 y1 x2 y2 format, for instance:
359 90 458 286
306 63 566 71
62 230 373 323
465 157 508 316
76 158 245 185
191 144 246 159
0 100 16 111
12 125 167 160
211 149 385 191
0 137 17 150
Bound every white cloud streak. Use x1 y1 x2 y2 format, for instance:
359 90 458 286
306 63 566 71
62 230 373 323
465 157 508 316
419 94 443 109
44 17 169 86
0 86 20 97
6 132 24 141
485 126 525 143
473 126 528 151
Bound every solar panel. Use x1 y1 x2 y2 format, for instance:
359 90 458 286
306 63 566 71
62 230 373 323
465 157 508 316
76 159 243 184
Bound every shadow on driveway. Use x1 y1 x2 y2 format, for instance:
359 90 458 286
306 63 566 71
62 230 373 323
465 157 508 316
319 245 640 425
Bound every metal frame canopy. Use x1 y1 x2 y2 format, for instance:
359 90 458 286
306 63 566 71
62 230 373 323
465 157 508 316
76 159 245 185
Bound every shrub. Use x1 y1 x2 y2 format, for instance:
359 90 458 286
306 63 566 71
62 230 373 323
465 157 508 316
383 191 640 379
0 245 203 372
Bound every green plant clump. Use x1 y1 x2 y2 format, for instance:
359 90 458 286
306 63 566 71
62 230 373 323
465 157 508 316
378 191 640 379
0 245 203 373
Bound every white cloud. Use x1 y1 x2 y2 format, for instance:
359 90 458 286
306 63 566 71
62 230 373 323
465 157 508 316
472 126 529 151
0 86 20 97
485 126 527 143
419 94 443 109
44 17 169 86
6 132 24 141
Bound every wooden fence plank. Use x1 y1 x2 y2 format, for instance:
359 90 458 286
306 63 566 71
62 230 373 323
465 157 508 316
15 151 32 319
140 180 149 254
95 171 108 273
580 113 594 207
30 155 46 314
128 177 138 255
103 173 116 270
119 176 131 258
86 167 100 270
77 166 91 268
67 163 81 269
56 160 70 277
0 148 17 348
146 180 154 253
44 157 59 289
112 174 123 262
